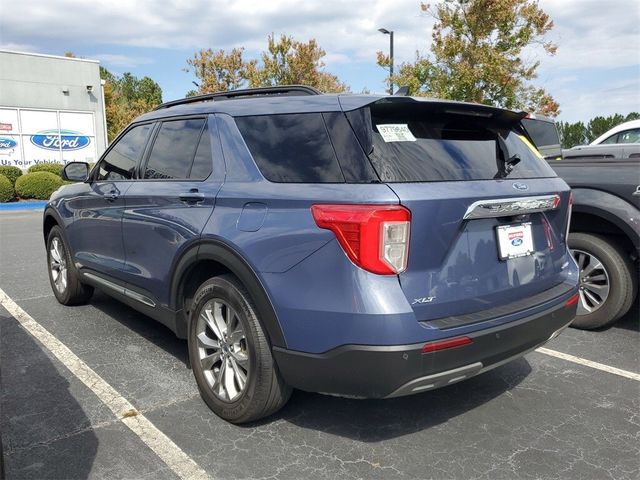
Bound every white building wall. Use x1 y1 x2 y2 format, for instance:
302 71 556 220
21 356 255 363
0 50 107 170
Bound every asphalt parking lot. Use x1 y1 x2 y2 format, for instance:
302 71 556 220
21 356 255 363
1 209 639 480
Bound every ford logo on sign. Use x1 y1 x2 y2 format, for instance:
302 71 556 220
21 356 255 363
512 182 528 191
511 238 523 246
30 129 90 151
0 137 17 149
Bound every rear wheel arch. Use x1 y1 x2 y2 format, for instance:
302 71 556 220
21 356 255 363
171 240 286 347
570 189 639 255
570 209 637 259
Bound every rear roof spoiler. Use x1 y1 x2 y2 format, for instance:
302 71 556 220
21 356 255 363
338 96 526 124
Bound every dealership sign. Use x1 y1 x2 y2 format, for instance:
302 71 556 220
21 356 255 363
30 129 91 151
0 137 17 149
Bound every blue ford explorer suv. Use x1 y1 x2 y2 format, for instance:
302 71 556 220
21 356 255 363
44 86 579 423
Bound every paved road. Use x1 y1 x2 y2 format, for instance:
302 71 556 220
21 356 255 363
1 210 638 479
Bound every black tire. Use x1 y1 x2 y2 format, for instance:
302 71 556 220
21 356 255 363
46 226 93 305
188 274 291 423
569 232 635 329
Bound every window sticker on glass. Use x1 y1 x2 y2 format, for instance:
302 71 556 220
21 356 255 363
376 124 416 142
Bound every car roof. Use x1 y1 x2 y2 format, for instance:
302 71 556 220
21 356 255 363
134 91 526 124
591 119 640 145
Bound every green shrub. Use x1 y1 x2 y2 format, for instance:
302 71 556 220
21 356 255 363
0 174 14 202
0 165 22 186
15 172 63 200
28 163 64 176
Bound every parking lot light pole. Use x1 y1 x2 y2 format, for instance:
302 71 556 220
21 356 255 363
378 28 394 94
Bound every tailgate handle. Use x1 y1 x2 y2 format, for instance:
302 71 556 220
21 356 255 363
463 195 559 220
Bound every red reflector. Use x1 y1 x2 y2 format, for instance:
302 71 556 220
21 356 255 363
421 336 473 354
565 293 579 308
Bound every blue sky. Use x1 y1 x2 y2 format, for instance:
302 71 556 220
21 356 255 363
2 0 638 122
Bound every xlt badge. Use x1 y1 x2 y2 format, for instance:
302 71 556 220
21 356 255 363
412 296 435 305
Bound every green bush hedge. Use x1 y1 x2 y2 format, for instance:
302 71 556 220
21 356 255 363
0 174 14 202
0 165 22 186
28 163 64 176
15 172 63 200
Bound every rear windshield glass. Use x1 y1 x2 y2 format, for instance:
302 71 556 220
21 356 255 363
235 113 345 183
362 104 556 182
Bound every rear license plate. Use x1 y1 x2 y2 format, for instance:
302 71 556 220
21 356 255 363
496 223 534 260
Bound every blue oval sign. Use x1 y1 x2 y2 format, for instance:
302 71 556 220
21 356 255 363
512 182 529 191
30 129 90 151
0 137 17 149
511 238 523 246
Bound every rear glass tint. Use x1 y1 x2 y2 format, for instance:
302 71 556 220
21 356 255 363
235 113 345 183
363 104 556 182
189 124 213 180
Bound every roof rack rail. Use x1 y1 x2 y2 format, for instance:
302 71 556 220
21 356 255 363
155 85 322 110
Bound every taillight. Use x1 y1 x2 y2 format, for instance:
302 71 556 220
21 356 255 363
311 204 411 274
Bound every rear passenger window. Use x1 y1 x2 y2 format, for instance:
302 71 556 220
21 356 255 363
189 124 213 180
97 124 152 181
235 113 344 183
144 119 205 179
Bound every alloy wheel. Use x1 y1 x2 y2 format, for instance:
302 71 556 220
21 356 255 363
49 237 68 294
571 248 611 316
196 298 249 402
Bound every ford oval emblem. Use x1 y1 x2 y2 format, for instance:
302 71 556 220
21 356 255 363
512 182 529 191
511 238 523 246
0 137 17 149
30 129 90 151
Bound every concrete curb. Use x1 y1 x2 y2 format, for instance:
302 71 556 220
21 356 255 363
0 201 47 211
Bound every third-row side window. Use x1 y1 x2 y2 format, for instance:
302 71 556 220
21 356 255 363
235 113 345 183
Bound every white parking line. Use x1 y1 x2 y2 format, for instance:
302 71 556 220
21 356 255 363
0 288 210 480
536 346 640 381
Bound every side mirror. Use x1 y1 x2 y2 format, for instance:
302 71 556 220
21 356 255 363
62 162 90 182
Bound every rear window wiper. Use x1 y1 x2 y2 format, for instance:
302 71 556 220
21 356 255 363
494 135 521 179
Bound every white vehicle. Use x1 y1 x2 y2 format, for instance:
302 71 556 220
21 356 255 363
590 119 640 145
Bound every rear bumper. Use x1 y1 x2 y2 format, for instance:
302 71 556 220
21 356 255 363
273 297 577 398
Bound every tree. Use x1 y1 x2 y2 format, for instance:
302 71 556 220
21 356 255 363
557 112 639 148
587 114 626 142
185 34 349 95
379 0 559 115
185 48 252 95
100 68 163 142
246 34 349 93
557 121 587 148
